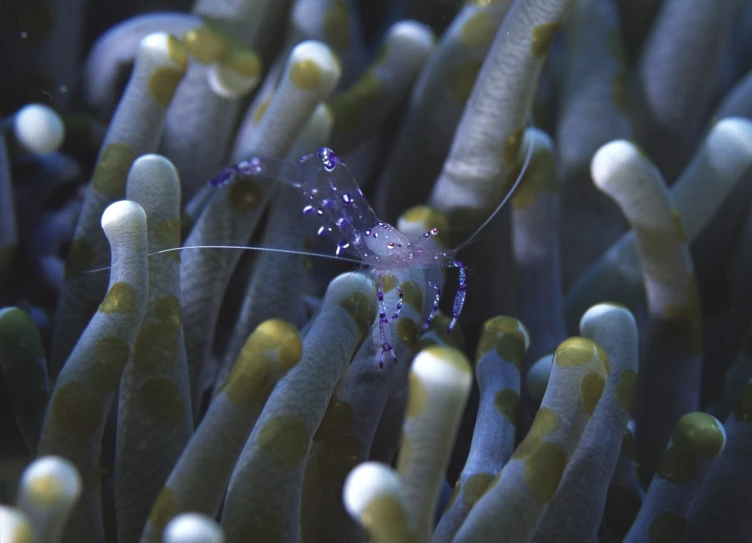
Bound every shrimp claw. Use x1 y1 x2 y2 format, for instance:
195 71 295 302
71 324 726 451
448 260 466 333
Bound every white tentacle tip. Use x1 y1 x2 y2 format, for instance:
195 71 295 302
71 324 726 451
527 353 554 400
590 140 650 190
207 50 262 99
163 513 225 543
13 103 65 155
580 302 636 331
0 506 34 543
127 153 181 196
326 271 376 300
709 116 752 152
713 116 752 138
138 32 188 71
19 456 82 509
140 31 169 51
412 346 473 391
101 200 147 235
130 152 179 174
343 462 407 519
208 66 259 98
523 127 554 156
387 20 436 59
287 40 342 95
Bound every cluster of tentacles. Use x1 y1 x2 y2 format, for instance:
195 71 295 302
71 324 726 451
1 0 752 542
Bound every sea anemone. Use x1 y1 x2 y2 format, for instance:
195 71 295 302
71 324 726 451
1 0 751 542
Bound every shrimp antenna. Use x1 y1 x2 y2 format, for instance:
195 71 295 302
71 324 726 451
454 122 537 253
82 244 364 274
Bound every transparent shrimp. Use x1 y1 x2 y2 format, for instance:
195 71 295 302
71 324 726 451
210 145 531 368
85 143 532 369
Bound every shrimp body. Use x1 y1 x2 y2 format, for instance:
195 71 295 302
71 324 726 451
211 147 467 368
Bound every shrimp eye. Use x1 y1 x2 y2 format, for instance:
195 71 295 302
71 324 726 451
422 227 440 239
317 146 339 172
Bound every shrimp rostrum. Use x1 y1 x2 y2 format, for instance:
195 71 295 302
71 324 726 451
211 147 466 369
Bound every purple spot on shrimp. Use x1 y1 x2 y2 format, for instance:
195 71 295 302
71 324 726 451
303 205 314 215
237 157 263 176
341 193 353 206
336 217 350 228
335 240 350 256
317 226 327 237
209 167 234 186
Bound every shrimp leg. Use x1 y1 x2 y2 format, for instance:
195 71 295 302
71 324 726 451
420 260 465 334
376 274 398 369
423 282 441 332
390 285 404 321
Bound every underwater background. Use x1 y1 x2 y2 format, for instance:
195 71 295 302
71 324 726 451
1 0 751 541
